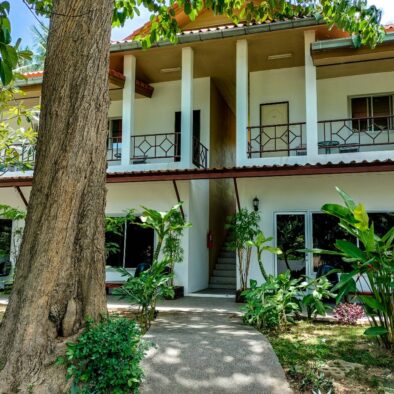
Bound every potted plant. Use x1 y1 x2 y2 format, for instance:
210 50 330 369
226 209 260 302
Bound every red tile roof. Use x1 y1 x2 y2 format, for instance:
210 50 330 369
22 69 125 80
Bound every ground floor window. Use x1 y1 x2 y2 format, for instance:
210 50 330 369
105 217 154 269
275 210 393 277
0 219 12 276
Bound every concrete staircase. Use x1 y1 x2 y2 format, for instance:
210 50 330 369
208 236 236 290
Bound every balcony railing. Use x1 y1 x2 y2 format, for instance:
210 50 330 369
107 137 122 162
0 144 36 172
193 138 208 169
318 115 394 154
247 122 306 158
131 132 181 164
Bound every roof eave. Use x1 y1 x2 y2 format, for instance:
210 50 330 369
110 17 323 53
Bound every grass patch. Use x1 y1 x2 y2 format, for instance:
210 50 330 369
267 321 394 393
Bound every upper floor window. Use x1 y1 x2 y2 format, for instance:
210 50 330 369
351 94 393 132
108 118 122 142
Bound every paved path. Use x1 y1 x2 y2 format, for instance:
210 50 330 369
141 300 292 394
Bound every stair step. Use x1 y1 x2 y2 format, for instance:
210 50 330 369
218 257 235 264
215 263 236 271
219 251 235 258
210 276 236 285
213 269 235 277
208 283 235 289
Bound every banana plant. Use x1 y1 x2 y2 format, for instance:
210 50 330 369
247 231 282 282
313 187 394 349
138 203 191 264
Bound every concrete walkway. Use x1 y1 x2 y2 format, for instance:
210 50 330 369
140 298 292 394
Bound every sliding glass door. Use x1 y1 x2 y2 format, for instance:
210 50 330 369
275 213 308 278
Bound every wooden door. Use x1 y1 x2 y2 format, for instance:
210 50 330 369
260 102 289 157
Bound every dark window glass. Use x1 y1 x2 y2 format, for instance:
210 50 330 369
124 221 154 268
369 212 394 238
0 219 12 276
312 213 353 272
174 110 201 163
105 222 124 268
110 119 122 141
372 96 391 130
351 97 369 131
276 214 306 278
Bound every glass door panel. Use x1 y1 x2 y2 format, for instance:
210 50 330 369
275 213 307 279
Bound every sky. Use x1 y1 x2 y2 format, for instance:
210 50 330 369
9 0 394 49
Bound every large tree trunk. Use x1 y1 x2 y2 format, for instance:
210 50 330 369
0 1 113 391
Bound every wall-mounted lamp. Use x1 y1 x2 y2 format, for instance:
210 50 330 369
253 196 260 212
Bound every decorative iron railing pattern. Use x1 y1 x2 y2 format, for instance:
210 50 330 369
107 137 122 161
0 144 36 172
192 138 208 169
131 132 181 163
318 115 394 154
247 122 306 157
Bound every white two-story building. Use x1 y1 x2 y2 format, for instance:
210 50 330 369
1 9 393 295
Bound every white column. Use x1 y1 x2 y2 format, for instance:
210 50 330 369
121 55 136 166
181 47 194 167
304 30 318 159
236 39 248 166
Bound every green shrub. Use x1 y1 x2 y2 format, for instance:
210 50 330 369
242 271 335 331
114 260 174 333
60 317 148 394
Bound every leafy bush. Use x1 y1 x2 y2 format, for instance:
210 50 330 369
333 303 364 325
242 272 335 331
243 271 301 330
316 188 394 348
114 260 174 333
60 317 148 394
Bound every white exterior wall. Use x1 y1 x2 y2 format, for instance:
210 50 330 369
317 70 394 120
187 179 210 292
107 77 211 172
106 181 190 291
105 180 209 294
237 172 394 290
250 67 306 125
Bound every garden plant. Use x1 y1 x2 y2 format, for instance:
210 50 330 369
58 317 148 393
226 209 260 292
242 272 335 331
316 188 394 348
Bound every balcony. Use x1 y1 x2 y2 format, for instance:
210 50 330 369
246 115 394 163
247 122 306 158
1 133 209 174
0 144 36 172
318 115 394 154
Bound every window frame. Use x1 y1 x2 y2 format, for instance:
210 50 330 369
108 117 123 141
273 209 394 278
105 214 156 271
348 93 394 132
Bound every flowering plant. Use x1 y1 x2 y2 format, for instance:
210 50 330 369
333 303 364 325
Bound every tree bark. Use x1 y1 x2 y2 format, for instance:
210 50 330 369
0 0 113 391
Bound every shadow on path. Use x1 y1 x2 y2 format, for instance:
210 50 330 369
141 311 292 393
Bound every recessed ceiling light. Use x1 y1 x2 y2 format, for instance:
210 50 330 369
267 53 293 60
160 67 181 73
